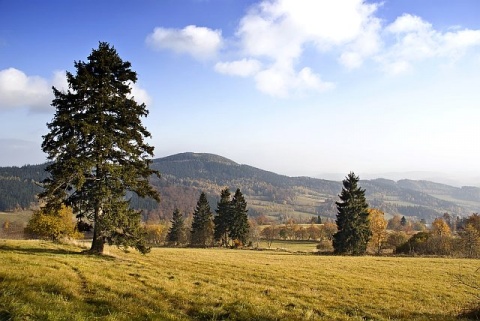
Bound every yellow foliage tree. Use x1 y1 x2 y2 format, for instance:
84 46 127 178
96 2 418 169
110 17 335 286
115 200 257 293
429 217 453 255
25 205 82 241
431 218 451 237
368 208 388 254
144 224 167 245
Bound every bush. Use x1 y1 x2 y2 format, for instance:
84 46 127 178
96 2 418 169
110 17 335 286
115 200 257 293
25 205 82 241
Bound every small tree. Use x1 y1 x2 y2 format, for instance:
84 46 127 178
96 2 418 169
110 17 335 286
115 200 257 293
459 224 480 258
261 223 278 248
333 172 371 255
386 231 408 250
190 192 214 247
166 208 185 246
25 205 82 241
144 223 167 245
368 208 388 255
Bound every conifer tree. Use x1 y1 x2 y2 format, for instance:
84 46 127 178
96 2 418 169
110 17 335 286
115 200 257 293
333 172 371 255
40 42 159 254
230 188 249 246
166 208 185 246
214 188 233 247
190 192 214 247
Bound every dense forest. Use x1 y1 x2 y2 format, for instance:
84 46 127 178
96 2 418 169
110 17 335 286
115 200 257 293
1 153 479 223
0 164 48 210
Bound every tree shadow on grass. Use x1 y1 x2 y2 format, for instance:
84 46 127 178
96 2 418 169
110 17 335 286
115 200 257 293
0 243 115 260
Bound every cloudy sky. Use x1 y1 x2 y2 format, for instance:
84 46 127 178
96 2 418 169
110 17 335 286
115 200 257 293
1 0 480 183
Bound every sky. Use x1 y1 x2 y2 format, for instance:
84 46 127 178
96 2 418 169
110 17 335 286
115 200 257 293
1 0 480 185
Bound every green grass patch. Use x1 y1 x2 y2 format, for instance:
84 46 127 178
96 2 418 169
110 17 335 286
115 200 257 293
0 239 478 320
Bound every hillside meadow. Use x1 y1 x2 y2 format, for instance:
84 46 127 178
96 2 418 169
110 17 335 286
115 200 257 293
0 240 478 321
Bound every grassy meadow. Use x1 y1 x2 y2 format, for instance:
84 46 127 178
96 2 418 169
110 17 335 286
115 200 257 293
0 239 479 321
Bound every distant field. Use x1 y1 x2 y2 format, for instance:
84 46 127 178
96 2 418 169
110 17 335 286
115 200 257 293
0 240 478 320
256 239 319 252
0 210 32 225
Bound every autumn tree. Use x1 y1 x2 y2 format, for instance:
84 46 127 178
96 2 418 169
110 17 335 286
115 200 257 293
322 221 338 241
431 217 452 237
25 205 82 241
261 223 278 248
428 218 453 255
144 223 167 245
40 42 159 254
386 231 408 250
459 224 480 258
464 213 480 232
190 192 214 247
333 172 371 255
166 208 186 246
368 208 388 255
387 215 402 231
307 223 320 240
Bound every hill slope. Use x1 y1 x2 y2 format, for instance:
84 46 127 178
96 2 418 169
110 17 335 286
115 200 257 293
1 152 479 222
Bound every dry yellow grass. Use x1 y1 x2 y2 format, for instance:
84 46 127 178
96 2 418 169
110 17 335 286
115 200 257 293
0 239 478 320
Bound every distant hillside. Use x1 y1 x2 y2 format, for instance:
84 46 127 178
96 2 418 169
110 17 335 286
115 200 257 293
0 152 479 223
0 164 47 210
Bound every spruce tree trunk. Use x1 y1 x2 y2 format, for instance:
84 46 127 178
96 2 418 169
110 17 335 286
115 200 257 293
90 227 105 253
90 206 105 254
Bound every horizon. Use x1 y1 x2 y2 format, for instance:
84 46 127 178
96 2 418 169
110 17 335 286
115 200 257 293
1 150 479 188
1 1 480 183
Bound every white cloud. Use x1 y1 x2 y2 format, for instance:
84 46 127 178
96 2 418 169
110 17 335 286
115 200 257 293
128 82 152 106
221 0 380 97
146 25 223 60
214 59 262 77
147 1 480 97
380 14 480 75
442 29 480 58
0 68 153 112
254 65 334 98
0 68 52 111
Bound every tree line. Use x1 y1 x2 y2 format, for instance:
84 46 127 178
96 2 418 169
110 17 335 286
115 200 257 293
165 188 250 248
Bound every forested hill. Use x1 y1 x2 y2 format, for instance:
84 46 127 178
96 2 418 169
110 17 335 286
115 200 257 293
1 153 479 222
0 163 48 211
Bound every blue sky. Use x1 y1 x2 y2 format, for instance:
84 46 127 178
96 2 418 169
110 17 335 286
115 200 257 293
1 0 480 184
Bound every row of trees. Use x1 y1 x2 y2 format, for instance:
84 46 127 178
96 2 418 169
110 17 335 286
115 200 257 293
329 172 480 258
394 214 480 257
166 188 250 248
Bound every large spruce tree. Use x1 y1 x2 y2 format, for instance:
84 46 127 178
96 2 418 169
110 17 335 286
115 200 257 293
230 189 249 246
333 172 371 255
40 42 159 254
190 192 214 247
214 188 233 247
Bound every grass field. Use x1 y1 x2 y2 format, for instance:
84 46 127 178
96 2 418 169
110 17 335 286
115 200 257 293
0 210 32 225
0 239 478 321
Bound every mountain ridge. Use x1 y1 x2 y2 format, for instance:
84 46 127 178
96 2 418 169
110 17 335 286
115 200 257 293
1 152 479 222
